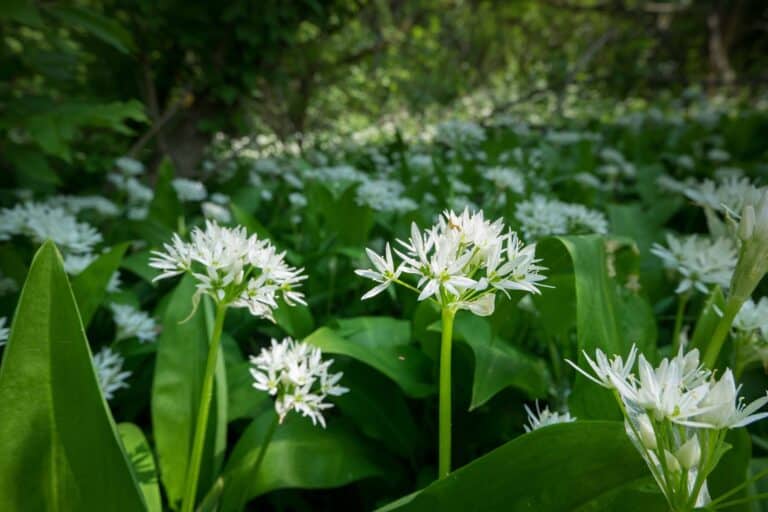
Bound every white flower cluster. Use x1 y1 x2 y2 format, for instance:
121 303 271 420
110 303 158 343
108 162 153 220
46 195 119 217
0 317 9 346
172 178 208 202
483 167 526 194
596 147 636 179
249 337 348 427
434 120 486 148
93 346 131 400
684 177 764 218
0 202 102 275
304 165 367 196
355 179 418 213
514 196 608 241
568 346 768 509
149 221 307 321
356 208 546 316
523 402 576 433
651 234 737 294
733 298 768 340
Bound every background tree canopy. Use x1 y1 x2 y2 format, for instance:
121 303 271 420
2 0 766 179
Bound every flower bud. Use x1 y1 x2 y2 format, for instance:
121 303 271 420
636 414 657 450
664 449 682 473
738 205 755 242
675 437 701 469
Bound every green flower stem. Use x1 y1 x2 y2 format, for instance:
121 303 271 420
671 292 689 353
703 297 742 369
438 307 456 480
181 302 228 512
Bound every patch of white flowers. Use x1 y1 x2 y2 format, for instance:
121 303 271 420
434 120 486 148
568 345 768 510
149 221 307 321
651 234 737 294
93 346 131 400
355 178 418 213
110 303 158 343
514 196 608 241
0 202 103 276
483 167 526 194
356 208 546 316
172 178 208 202
732 298 768 372
249 337 348 427
683 177 765 236
523 402 576 433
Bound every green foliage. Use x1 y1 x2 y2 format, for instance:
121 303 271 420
72 242 129 326
0 242 145 511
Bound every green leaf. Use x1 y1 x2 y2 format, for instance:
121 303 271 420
452 313 550 409
304 317 434 397
708 429 752 512
72 242 129 326
151 276 227 509
121 250 157 284
222 333 268 422
376 421 665 512
148 158 182 231
0 241 145 510
273 298 315 339
118 423 162 512
219 411 390 511
333 362 423 458
43 5 135 53
536 235 655 419
690 286 726 351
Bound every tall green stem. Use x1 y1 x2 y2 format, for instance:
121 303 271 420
438 307 456 480
703 297 742 369
181 302 228 512
671 293 689 353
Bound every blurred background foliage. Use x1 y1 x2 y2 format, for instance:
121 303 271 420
3 0 768 185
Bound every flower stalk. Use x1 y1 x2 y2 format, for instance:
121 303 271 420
181 301 227 512
438 307 456 479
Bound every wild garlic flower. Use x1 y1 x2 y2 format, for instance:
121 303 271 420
684 177 764 218
356 208 546 316
434 120 486 148
172 178 208 202
93 346 131 400
149 221 306 321
115 156 145 176
0 202 102 255
651 234 737 294
62 253 98 276
483 167 526 194
0 317 9 347
202 201 232 223
732 298 768 372
514 196 608 241
110 303 158 343
523 402 576 432
355 179 418 213
249 337 348 427
569 345 768 510
47 195 119 217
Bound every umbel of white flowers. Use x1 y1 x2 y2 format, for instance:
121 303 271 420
93 346 131 401
523 401 576 433
568 345 768 511
249 337 348 428
651 234 737 295
355 208 546 316
149 221 306 321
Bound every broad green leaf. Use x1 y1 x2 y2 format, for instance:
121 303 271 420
118 423 162 512
72 242 128 326
536 236 655 419
121 249 156 283
222 333 268 422
377 421 665 512
334 362 423 458
0 241 145 511
304 317 434 397
230 202 273 240
219 411 390 511
452 313 550 409
148 158 182 231
151 276 227 509
273 298 315 339
708 429 752 512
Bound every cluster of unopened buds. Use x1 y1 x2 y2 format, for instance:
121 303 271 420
569 345 768 510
